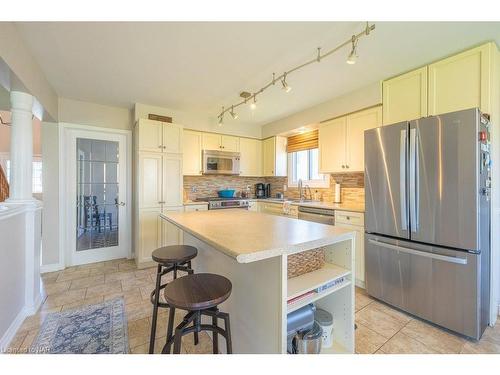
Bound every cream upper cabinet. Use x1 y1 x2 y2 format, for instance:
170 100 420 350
220 135 240 152
262 136 287 177
183 130 202 175
202 133 221 150
137 119 183 153
346 106 382 172
319 116 346 173
138 119 163 152
201 133 239 151
163 123 183 153
428 43 493 115
138 153 162 209
382 66 428 125
239 137 262 176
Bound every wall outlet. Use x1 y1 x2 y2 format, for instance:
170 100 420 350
283 184 287 192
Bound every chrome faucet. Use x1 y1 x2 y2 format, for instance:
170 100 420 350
298 179 304 201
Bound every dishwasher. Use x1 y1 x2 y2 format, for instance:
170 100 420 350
297 206 335 225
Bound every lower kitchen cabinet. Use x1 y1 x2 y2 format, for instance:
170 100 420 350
335 210 365 287
184 204 208 212
160 206 184 247
258 201 298 218
136 206 184 267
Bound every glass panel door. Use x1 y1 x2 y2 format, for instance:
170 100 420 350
76 138 120 251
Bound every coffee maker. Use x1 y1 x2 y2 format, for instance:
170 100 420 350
265 183 271 198
255 183 265 198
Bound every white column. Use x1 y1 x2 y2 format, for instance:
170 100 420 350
7 91 34 202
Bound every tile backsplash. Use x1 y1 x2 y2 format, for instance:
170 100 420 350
184 172 365 204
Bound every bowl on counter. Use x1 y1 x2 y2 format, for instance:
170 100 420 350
217 189 236 198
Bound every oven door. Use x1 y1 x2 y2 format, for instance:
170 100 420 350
202 150 240 175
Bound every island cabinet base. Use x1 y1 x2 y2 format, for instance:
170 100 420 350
183 232 355 354
184 233 286 354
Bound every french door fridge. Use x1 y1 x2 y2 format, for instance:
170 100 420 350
364 108 491 340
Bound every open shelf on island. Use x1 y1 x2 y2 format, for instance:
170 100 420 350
287 263 351 313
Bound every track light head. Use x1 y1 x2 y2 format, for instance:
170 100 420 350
281 73 292 93
250 96 257 110
229 106 238 120
346 35 358 65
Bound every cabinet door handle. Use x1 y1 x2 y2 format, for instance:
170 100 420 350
158 201 165 204
342 165 345 169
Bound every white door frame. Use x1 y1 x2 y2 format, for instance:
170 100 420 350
59 123 132 267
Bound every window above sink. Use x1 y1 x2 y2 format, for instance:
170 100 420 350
287 148 329 188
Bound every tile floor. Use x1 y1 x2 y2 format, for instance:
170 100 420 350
6 258 500 354
355 287 500 354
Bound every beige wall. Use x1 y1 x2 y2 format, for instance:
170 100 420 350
0 111 42 155
0 23 58 121
261 82 381 138
135 103 262 139
58 97 133 130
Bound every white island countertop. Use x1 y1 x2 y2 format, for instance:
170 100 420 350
160 209 354 263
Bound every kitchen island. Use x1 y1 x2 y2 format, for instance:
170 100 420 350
160 209 355 354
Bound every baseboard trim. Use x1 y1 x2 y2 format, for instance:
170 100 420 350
40 262 64 274
0 307 29 352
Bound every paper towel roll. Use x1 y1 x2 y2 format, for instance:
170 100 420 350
334 183 341 203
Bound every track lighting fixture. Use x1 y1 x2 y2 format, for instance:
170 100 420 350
217 22 375 121
281 73 292 93
346 35 358 65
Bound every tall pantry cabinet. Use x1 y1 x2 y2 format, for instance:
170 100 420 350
134 119 184 268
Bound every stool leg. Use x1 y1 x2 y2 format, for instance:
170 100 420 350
212 315 218 354
223 314 232 354
193 311 199 345
173 327 184 354
165 306 176 354
148 264 162 354
187 260 193 274
173 265 178 280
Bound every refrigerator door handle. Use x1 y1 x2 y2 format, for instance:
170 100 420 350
368 239 468 265
400 130 408 231
409 128 419 232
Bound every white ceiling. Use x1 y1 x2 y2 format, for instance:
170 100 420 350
15 22 500 127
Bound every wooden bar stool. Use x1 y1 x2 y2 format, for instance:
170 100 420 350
149 245 198 354
161 273 233 354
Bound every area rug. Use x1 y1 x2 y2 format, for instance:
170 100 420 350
31 297 128 354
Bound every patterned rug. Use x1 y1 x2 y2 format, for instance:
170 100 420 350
31 297 128 354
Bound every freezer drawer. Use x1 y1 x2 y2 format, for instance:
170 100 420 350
365 234 484 339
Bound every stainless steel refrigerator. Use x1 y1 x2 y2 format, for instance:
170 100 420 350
364 108 491 340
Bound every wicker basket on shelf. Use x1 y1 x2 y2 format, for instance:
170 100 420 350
287 247 325 279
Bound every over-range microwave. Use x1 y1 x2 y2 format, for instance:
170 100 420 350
202 150 241 175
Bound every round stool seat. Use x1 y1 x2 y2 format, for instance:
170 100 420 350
152 245 197 265
164 273 232 311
